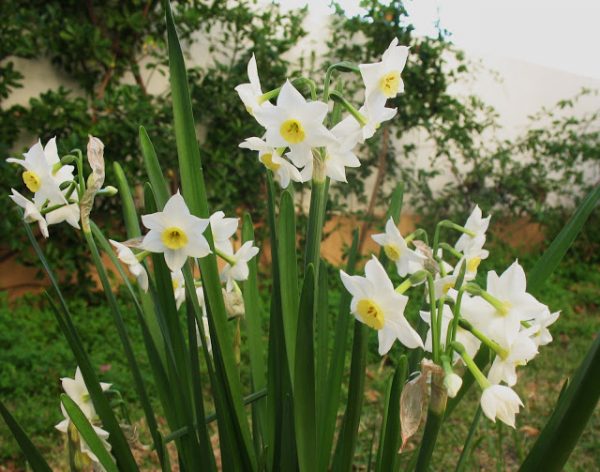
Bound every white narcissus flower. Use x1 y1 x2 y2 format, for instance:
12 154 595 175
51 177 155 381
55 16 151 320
444 372 463 398
8 189 49 238
45 203 81 230
209 210 239 255
141 191 211 272
461 261 548 346
239 137 303 187
172 270 186 310
109 240 149 292
358 103 397 141
420 304 481 361
480 384 523 428
61 367 111 420
235 54 271 115
529 309 560 347
433 274 458 300
488 328 538 386
320 116 362 183
7 138 74 206
254 80 335 169
359 38 409 110
220 241 260 292
371 217 426 277
455 205 491 254
55 404 112 466
194 287 212 354
340 256 424 355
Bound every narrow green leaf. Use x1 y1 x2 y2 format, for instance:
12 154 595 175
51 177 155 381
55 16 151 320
528 184 600 292
60 395 118 472
294 266 317 472
520 330 600 471
22 219 137 470
139 126 170 209
304 178 329 273
376 356 408 472
166 3 255 463
332 321 368 471
0 400 52 472
315 258 329 443
455 407 483 472
278 189 300 381
242 213 268 455
113 162 142 237
318 229 360 470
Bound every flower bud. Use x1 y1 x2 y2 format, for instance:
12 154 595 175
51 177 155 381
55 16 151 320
444 372 462 398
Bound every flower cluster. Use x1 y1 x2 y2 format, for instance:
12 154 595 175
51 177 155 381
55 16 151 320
237 39 409 185
6 138 81 238
109 191 258 350
340 206 558 427
55 368 112 469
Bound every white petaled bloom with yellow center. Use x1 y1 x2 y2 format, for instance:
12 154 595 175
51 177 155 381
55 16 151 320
455 205 491 254
141 191 211 272
454 244 490 281
60 367 111 421
235 54 271 115
109 240 149 292
357 102 397 141
461 261 548 347
340 256 424 355
371 217 426 277
6 138 75 206
220 241 260 292
480 384 523 428
8 189 49 238
359 38 409 110
420 304 481 362
433 274 458 300
253 80 336 171
239 137 303 188
487 327 538 386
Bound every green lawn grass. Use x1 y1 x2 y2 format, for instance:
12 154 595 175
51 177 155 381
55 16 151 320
0 248 598 470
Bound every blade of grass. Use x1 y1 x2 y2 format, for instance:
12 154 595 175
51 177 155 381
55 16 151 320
0 400 52 472
519 330 600 471
528 184 600 293
60 394 118 472
22 218 137 470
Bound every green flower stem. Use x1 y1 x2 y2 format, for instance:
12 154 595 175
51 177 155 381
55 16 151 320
451 341 491 389
215 248 236 266
404 228 429 245
426 273 440 363
328 90 367 126
415 370 447 472
258 87 280 104
433 220 476 257
74 149 85 199
441 355 453 376
458 318 509 359
322 61 359 101
304 177 328 274
395 279 412 294
465 283 509 315
40 203 66 216
64 181 78 200
446 286 465 355
292 77 317 101
438 242 463 260
135 250 151 262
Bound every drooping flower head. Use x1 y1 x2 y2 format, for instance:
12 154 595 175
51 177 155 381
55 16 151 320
110 240 149 292
141 191 211 272
371 217 426 277
480 384 523 428
239 137 303 188
60 367 111 421
8 189 49 238
340 256 423 355
220 241 260 292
